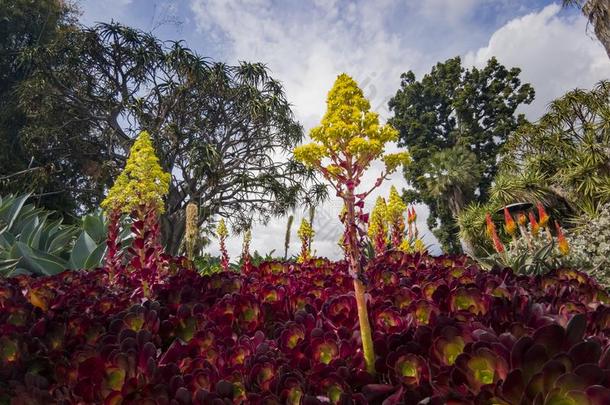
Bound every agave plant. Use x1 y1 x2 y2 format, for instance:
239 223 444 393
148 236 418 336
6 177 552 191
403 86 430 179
0 194 129 277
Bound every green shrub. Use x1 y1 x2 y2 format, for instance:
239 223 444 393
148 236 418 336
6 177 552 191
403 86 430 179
0 194 129 277
567 204 610 287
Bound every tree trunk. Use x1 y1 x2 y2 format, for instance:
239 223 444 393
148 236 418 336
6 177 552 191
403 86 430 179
584 0 610 59
161 210 185 256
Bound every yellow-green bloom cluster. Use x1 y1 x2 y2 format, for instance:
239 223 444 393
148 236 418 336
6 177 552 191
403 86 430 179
293 74 404 176
297 218 315 242
217 219 228 239
399 237 427 253
293 143 328 167
367 197 388 242
101 131 170 214
385 186 407 224
383 152 412 173
297 218 315 263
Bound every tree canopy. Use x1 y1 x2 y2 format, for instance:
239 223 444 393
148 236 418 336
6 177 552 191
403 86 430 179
0 0 76 213
458 80 610 254
389 57 534 253
495 80 610 218
10 22 325 253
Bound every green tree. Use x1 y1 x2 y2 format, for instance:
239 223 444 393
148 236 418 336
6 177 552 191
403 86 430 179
564 0 610 59
15 23 326 253
496 80 610 218
0 0 76 212
389 57 534 253
459 81 610 254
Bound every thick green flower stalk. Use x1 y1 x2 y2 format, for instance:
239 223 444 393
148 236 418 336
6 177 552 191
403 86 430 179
217 219 229 272
297 218 314 263
294 73 411 375
101 131 170 286
368 197 388 256
185 202 199 260
284 215 294 259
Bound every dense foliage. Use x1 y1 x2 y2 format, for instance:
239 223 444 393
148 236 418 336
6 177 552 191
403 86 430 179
1 253 609 404
389 57 534 253
7 21 325 253
567 204 610 287
0 0 77 213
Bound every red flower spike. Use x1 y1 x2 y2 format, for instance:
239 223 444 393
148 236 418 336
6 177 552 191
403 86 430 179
517 212 527 226
485 213 495 237
555 221 570 256
503 207 517 236
529 212 540 237
537 202 550 228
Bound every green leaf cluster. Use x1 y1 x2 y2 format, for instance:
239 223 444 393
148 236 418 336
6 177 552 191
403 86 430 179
0 194 129 277
389 57 534 253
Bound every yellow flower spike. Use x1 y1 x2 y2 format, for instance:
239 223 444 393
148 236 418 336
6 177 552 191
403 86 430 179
294 74 404 179
292 74 409 377
414 239 426 253
101 131 170 214
368 197 388 255
386 186 407 224
216 219 228 239
297 219 315 263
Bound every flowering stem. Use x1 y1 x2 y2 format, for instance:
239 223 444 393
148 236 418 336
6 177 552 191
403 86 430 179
345 190 376 375
104 209 122 280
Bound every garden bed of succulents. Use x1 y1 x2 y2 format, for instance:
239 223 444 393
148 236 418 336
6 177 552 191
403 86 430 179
1 252 610 404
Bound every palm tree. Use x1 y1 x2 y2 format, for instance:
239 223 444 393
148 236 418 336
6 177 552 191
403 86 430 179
420 145 482 219
564 0 610 59
421 145 482 254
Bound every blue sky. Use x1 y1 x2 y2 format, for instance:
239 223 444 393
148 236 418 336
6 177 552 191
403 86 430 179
78 0 610 258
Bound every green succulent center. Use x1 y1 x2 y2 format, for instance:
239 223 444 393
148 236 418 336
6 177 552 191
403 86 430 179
328 385 342 403
317 343 336 364
443 341 464 365
400 361 418 378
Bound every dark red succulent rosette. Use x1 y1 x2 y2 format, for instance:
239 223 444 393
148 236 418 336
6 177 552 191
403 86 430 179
1 252 610 404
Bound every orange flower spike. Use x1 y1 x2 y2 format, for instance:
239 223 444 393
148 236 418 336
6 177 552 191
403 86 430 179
485 213 495 237
529 212 540 237
517 213 527 226
408 207 417 224
555 221 569 256
537 202 549 228
503 207 517 236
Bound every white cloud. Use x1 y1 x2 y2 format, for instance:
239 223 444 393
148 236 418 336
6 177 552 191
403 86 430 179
464 4 610 119
189 1 609 259
190 0 434 259
418 0 480 24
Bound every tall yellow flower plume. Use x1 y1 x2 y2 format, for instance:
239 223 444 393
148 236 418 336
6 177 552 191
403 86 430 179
297 218 315 263
101 131 170 214
368 197 388 255
293 74 409 176
385 186 406 225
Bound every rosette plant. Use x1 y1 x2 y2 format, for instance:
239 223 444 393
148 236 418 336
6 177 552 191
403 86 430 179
101 131 170 288
294 73 411 374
